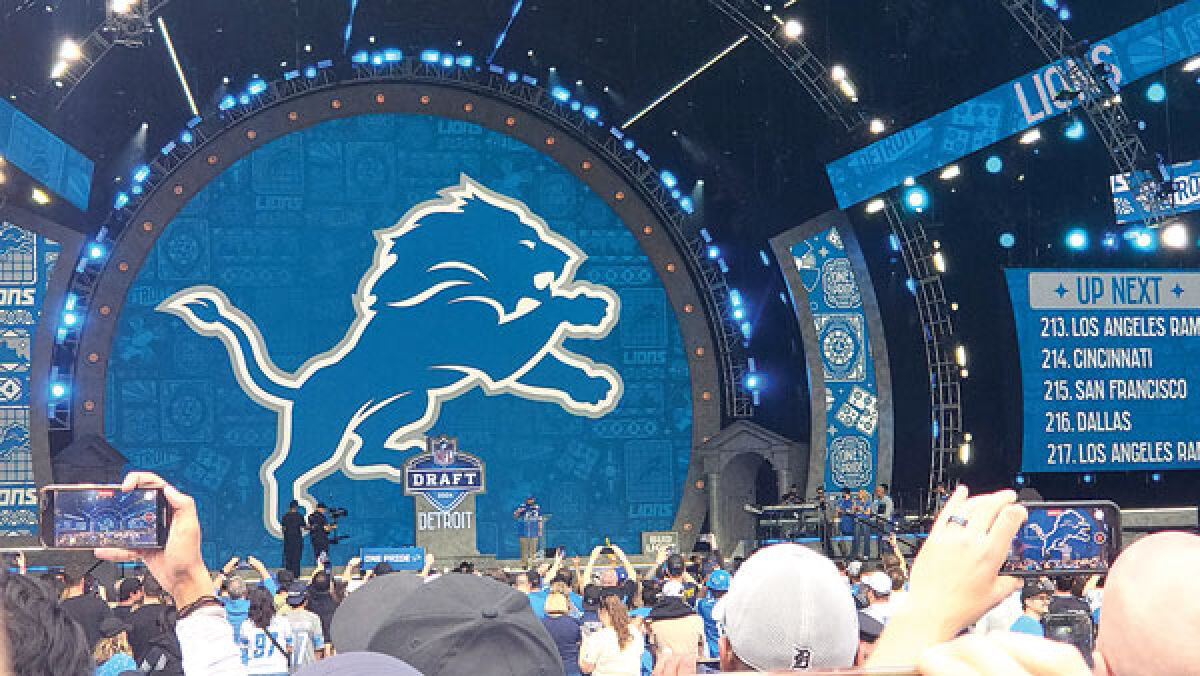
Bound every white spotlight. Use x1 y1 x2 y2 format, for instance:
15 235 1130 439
939 164 962 181
783 19 803 39
58 39 82 62
830 64 846 82
110 0 136 14
865 198 886 214
955 344 967 367
959 442 971 464
1163 222 1189 249
869 118 886 134
1019 128 1042 145
932 251 946 273
1185 56 1200 72
50 60 69 79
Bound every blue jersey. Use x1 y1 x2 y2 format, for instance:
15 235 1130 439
1010 614 1045 637
696 594 723 658
838 497 856 535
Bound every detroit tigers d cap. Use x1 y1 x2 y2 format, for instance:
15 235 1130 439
365 573 563 676
714 543 857 671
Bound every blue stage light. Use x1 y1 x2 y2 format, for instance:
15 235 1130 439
132 165 151 183
1128 227 1157 251
744 373 764 390
732 306 747 320
636 149 650 162
699 228 712 243
114 192 130 209
999 232 1016 249
419 49 440 63
88 243 105 260
131 184 143 196
550 86 570 102
61 311 78 327
284 70 301 81
680 197 694 214
1101 232 1119 250
506 71 519 83
1015 474 1026 487
1065 228 1088 251
717 258 729 273
522 75 538 86
383 48 403 63
707 245 720 259
1082 473 1095 484
985 155 1004 174
1146 81 1167 103
371 53 384 66
160 141 176 156
50 383 67 399
238 94 251 106
1058 6 1070 20
180 130 194 144
1041 0 1057 8
888 233 901 252
440 55 454 67
351 50 369 64
304 66 318 78
905 277 917 294
1150 471 1163 483
569 100 581 111
219 95 237 111
247 79 268 96
729 290 744 308
902 185 929 213
670 189 681 200
623 139 635 151
740 321 753 339
582 105 599 120
317 59 333 69
660 170 678 189
1064 118 1085 140
455 55 473 68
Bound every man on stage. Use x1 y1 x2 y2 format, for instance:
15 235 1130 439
513 496 541 564
281 500 305 577
308 502 335 568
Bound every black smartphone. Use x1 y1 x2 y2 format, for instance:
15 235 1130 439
1001 500 1120 576
39 484 169 549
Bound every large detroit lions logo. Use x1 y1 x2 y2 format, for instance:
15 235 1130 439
1027 509 1092 561
159 175 623 536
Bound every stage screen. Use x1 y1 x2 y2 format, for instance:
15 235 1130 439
1007 269 1200 473
106 113 694 563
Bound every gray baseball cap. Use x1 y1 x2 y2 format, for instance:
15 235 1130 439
715 543 858 671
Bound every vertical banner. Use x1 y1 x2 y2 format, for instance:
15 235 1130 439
770 211 892 494
0 223 59 536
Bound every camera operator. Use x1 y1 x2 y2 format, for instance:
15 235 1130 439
307 502 336 567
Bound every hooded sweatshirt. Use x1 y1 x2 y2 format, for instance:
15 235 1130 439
646 596 705 661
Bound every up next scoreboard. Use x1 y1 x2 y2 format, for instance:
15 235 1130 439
1007 269 1200 473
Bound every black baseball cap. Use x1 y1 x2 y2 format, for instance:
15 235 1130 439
351 574 562 675
1021 579 1054 601
666 553 686 576
116 577 142 602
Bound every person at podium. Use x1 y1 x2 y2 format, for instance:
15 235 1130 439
513 495 542 564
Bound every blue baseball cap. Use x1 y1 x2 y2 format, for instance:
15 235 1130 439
707 569 732 591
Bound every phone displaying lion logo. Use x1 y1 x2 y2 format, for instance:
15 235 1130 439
159 175 623 535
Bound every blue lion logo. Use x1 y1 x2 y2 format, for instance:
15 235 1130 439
159 175 623 536
1028 509 1092 561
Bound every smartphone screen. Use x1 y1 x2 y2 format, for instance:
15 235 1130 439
1001 501 1120 576
40 485 168 549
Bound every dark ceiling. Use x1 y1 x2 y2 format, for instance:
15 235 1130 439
2 0 1198 503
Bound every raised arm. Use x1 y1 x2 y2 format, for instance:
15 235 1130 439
610 545 637 582
341 556 361 585
420 552 436 577
246 556 276 594
581 546 602 586
544 549 564 584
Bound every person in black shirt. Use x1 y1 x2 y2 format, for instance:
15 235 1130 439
112 577 143 623
59 572 115 650
308 502 333 566
281 500 305 577
129 575 184 675
1048 575 1092 616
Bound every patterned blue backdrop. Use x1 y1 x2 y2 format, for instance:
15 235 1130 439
791 227 879 490
0 223 59 536
105 114 693 564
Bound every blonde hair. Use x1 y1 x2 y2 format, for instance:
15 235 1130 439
93 631 131 665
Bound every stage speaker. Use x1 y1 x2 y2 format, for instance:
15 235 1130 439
52 434 128 484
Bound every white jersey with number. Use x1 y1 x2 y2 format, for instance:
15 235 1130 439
283 607 325 667
238 615 293 675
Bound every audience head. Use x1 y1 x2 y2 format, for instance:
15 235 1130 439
311 571 331 594
1 573 91 676
665 553 686 579
276 569 295 588
716 544 857 672
288 499 299 511
286 581 309 608
226 576 247 600
526 570 542 589
456 561 474 574
333 572 560 675
864 572 892 604
1096 531 1200 676
888 569 906 593
598 568 618 587
1054 575 1075 593
512 572 531 593
116 577 143 604
247 586 276 629
92 617 132 666
373 562 394 577
1021 579 1051 618
640 578 660 607
705 568 731 598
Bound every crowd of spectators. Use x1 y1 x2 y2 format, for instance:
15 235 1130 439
0 473 1194 674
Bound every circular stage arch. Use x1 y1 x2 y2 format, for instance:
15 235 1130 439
57 73 729 562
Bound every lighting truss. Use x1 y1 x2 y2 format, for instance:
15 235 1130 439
707 0 964 481
1002 0 1173 227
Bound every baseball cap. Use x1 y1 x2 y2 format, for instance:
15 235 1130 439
666 553 686 576
293 652 422 675
116 577 142 602
1021 578 1054 601
846 560 864 577
706 569 732 592
349 573 562 675
714 544 857 671
331 573 425 653
286 581 309 606
864 571 892 596
582 584 603 611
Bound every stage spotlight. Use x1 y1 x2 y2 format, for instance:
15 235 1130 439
740 321 753 340
304 66 318 78
729 289 744 307
50 60 69 79
1064 117 1085 140
744 373 764 390
218 95 236 111
932 251 946 273
699 228 712 243
679 197 695 214
58 39 82 62
582 105 599 120
132 164 150 183
110 0 136 13
955 344 967 367
732 307 746 320
1150 471 1163 483
985 155 1004 174
419 49 440 64
902 185 929 213
50 383 67 399
830 64 846 82
869 118 886 134
1058 6 1070 20
939 164 961 181
550 85 570 102
246 79 267 96
61 311 78 327
959 442 971 464
569 100 582 112
456 55 473 68
783 19 803 39
1041 0 1058 8
88 243 106 260
1019 128 1042 145
865 198 885 214
31 188 51 205
1185 56 1200 72
660 170 678 189
114 192 130 209
623 138 635 151
1146 81 1167 103
1127 227 1156 251
1101 232 1118 250
1065 228 1088 251
707 245 720 259
888 233 901 252
999 232 1015 248
441 55 455 68
905 278 916 294
1082 473 1095 485
1163 222 1189 248
238 94 251 106
351 50 369 64
383 48 402 63
1015 474 1027 487
180 130 194 143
